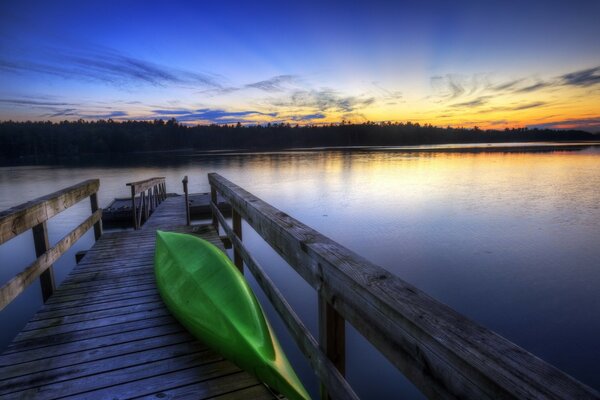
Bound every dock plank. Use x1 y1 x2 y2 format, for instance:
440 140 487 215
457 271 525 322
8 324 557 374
0 197 275 399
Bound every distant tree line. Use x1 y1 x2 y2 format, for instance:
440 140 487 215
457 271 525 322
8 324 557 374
0 119 596 160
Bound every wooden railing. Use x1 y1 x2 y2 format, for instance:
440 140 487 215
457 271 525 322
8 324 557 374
208 173 599 400
0 180 102 310
126 177 167 229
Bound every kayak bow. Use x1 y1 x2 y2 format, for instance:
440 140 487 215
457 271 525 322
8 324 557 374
154 230 310 400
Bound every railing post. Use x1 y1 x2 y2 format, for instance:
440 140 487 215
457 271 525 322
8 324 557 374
232 209 243 273
130 185 138 230
319 295 346 400
32 221 55 302
90 192 102 240
210 186 218 231
182 176 190 226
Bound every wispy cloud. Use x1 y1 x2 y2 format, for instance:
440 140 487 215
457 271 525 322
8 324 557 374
147 108 278 124
529 116 600 131
561 67 600 87
511 101 546 111
270 89 375 113
450 96 492 108
0 47 223 88
245 75 298 92
290 113 326 121
0 98 76 106
431 65 600 101
514 81 553 93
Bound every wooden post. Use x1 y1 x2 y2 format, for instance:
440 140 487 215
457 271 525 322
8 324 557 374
90 192 102 240
210 186 218 231
130 186 138 230
182 176 190 226
319 295 346 400
32 221 55 302
232 209 243 272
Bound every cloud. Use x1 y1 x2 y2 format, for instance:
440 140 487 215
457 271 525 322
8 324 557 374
290 113 326 121
151 109 193 115
0 98 75 106
80 111 128 119
561 66 600 87
529 116 600 131
491 79 524 92
514 81 553 93
450 96 491 108
431 74 466 99
511 101 546 111
431 65 600 101
0 47 223 88
44 108 79 118
245 75 298 92
270 89 374 113
147 108 278 124
40 109 128 119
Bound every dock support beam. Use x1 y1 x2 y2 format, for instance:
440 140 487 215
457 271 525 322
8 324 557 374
319 295 346 400
182 176 190 226
90 192 102 240
32 221 55 302
232 209 243 273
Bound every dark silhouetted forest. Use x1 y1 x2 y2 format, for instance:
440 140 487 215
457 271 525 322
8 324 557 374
0 119 597 160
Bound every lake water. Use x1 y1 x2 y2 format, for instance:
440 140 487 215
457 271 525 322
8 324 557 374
1 143 599 398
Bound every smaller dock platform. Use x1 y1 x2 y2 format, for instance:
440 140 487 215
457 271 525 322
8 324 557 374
103 193 231 227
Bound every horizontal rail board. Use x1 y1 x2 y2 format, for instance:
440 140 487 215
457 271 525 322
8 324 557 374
0 179 99 245
208 172 599 400
126 177 165 195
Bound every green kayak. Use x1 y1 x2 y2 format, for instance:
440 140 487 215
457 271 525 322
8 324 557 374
154 230 310 400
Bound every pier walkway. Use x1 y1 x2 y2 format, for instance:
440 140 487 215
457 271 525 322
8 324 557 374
0 188 276 399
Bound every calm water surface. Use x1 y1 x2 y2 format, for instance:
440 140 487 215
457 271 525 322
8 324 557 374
1 145 599 398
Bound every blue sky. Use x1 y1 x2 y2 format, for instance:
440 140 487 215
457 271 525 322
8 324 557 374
1 0 599 129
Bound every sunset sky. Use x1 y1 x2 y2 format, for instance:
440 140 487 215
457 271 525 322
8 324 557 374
1 0 599 130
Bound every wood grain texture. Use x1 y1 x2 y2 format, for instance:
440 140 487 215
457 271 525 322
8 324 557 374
0 179 99 245
209 172 600 400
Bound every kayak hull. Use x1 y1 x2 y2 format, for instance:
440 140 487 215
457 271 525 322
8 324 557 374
154 230 310 400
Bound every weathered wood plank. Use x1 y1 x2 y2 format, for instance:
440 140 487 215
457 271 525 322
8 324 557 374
0 323 183 367
0 209 102 311
132 371 274 400
38 289 158 317
22 300 165 332
13 308 172 343
0 342 210 396
319 295 345 400
3 351 223 399
0 331 197 385
32 221 55 302
0 179 99 245
209 172 600 400
5 315 176 353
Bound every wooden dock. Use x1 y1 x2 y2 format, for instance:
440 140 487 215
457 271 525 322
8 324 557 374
0 181 277 399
